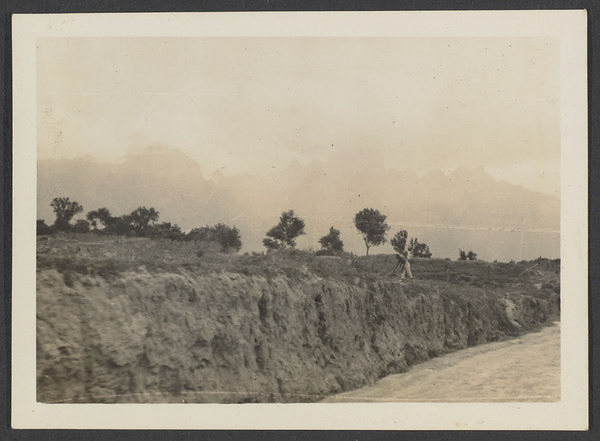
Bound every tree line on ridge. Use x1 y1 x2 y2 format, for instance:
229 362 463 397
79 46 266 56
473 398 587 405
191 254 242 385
38 197 443 258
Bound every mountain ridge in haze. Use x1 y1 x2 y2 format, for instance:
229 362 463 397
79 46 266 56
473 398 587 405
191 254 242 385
37 144 559 261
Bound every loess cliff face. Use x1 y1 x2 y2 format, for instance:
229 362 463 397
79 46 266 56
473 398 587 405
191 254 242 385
37 259 559 404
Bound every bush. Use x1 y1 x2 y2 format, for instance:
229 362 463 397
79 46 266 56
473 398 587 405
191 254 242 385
72 219 91 234
459 249 477 261
318 226 344 254
105 216 135 236
408 238 432 258
187 223 242 252
37 219 52 235
147 222 184 241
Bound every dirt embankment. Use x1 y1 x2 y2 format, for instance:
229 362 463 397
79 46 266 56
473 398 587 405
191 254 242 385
37 256 559 404
322 321 560 403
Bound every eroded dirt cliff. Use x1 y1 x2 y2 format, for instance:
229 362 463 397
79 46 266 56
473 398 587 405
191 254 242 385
36 254 559 404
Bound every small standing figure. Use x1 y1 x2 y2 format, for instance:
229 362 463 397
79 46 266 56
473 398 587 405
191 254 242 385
394 251 413 280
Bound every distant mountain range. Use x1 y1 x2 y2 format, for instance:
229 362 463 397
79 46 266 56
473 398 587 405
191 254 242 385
38 144 560 261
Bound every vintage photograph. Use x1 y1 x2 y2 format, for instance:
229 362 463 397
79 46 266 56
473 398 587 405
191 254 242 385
35 35 562 405
12 11 588 430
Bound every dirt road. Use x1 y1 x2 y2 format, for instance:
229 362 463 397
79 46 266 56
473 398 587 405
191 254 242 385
322 322 560 403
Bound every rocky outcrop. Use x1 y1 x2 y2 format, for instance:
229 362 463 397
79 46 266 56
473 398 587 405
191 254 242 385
36 266 559 403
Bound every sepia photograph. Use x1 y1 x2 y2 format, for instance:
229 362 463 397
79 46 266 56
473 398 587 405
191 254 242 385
12 11 588 430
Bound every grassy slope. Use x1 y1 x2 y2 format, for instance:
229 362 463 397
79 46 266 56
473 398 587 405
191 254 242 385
37 232 560 287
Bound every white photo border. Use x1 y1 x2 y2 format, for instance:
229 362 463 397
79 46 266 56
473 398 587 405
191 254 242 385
12 11 588 430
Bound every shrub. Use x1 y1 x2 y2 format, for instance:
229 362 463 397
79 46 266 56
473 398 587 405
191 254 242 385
147 222 185 241
318 226 344 255
458 249 477 261
409 238 432 258
104 216 135 236
187 223 242 252
72 219 91 234
36 219 52 235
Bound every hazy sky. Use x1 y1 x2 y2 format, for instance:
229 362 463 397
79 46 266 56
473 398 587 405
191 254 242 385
37 37 560 195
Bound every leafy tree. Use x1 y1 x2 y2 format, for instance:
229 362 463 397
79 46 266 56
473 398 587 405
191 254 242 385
353 208 390 256
186 225 214 242
263 210 305 250
414 243 432 258
458 249 477 261
186 223 242 252
147 222 184 241
86 207 112 230
127 206 159 236
408 237 432 258
213 223 242 253
104 215 134 236
50 197 83 231
390 230 408 254
36 219 52 235
318 226 344 255
72 219 91 234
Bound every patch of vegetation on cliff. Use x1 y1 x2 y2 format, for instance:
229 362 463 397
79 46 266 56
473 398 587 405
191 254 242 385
37 233 559 287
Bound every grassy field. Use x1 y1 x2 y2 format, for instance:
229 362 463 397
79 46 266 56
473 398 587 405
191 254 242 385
37 232 560 297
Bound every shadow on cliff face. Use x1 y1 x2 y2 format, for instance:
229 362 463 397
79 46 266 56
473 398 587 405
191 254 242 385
36 243 560 404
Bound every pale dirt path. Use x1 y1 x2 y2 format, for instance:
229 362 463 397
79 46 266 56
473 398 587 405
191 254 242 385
322 322 560 403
